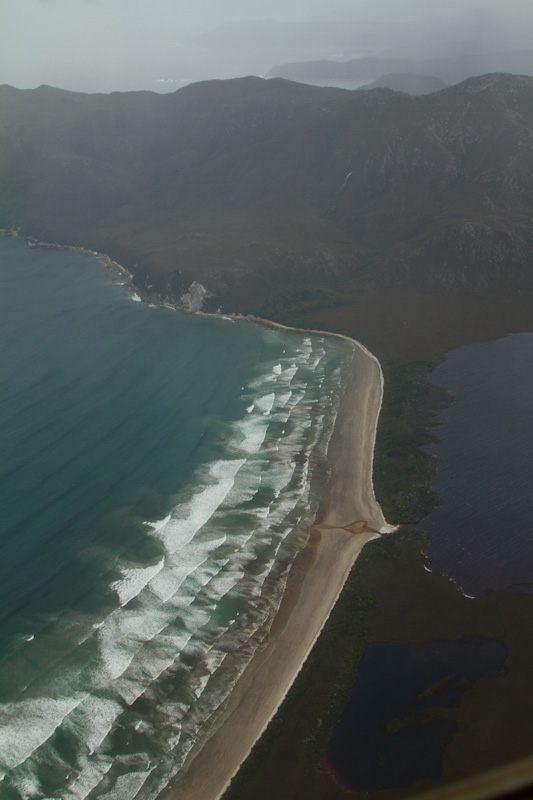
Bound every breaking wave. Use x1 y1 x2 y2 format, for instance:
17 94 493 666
0 239 355 800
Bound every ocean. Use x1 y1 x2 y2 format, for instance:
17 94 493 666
0 237 354 800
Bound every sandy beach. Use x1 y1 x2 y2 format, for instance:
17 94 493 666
3 233 390 800
162 337 391 800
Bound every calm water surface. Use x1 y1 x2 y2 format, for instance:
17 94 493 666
327 638 506 792
327 332 532 792
423 333 533 596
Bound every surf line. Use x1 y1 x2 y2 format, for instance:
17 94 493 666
3 232 397 800
163 318 396 800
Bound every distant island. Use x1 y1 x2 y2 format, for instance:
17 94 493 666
267 48 533 88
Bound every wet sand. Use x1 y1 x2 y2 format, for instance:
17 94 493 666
162 338 391 800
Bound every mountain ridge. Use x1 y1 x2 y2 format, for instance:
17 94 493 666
1 73 532 331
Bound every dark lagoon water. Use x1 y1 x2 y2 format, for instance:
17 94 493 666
0 237 355 800
327 332 532 793
327 637 507 792
422 333 533 597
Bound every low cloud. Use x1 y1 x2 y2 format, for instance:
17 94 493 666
2 0 533 93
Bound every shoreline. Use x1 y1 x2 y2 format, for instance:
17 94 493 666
0 229 134 281
3 232 393 799
160 335 393 800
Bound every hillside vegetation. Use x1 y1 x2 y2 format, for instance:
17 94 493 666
1 73 532 358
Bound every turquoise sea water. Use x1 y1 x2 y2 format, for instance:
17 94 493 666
0 237 354 799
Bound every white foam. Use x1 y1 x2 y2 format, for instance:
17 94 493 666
112 630 194 704
204 648 228 674
236 418 269 455
167 725 183 751
149 535 227 605
0 694 85 770
124 638 184 686
248 562 275 597
222 465 262 507
64 696 122 756
275 391 292 409
191 673 211 700
148 562 203 604
284 388 305 410
247 358 298 390
64 756 114 800
308 351 326 370
295 340 313 360
283 364 299 381
98 770 151 800
0 335 352 798
150 460 245 554
180 604 212 637
261 461 297 496
98 607 170 681
111 558 165 606
255 392 275 416
112 678 149 707
203 569 245 606
145 514 171 532
5 768 42 799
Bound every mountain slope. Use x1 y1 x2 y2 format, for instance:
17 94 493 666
0 74 532 317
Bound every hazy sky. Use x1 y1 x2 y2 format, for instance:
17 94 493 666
1 0 532 93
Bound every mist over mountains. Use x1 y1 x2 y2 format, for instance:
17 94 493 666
3 1 533 94
269 49 533 89
1 73 532 317
360 73 448 96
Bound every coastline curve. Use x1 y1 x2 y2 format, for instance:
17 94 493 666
2 232 392 800
160 320 393 800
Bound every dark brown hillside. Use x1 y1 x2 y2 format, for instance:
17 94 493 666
1 73 532 346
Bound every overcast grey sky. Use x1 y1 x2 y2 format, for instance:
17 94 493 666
1 0 532 93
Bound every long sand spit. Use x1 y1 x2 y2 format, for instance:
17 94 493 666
162 331 393 800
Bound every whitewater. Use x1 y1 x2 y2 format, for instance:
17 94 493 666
0 237 354 799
